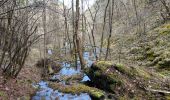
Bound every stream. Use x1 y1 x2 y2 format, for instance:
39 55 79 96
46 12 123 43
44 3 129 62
32 51 96 100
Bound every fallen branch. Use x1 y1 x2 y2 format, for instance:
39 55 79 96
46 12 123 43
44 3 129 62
146 88 170 94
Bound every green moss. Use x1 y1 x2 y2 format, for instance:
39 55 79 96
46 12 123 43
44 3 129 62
161 23 170 29
85 61 123 93
115 64 134 77
160 30 170 35
129 47 142 54
159 70 170 76
0 91 7 100
146 50 155 61
49 83 105 99
158 58 170 69
0 91 5 97
136 55 145 61
115 64 151 80
135 68 151 79
165 95 170 100
119 95 129 100
159 23 170 35
95 61 113 70
94 71 102 77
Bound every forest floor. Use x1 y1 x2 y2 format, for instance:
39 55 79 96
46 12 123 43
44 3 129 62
0 66 41 100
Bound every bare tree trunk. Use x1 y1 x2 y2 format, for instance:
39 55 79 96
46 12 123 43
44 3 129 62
43 0 47 76
81 0 85 52
75 0 85 69
132 0 142 36
86 1 100 60
63 1 71 51
84 15 92 46
99 0 110 59
105 0 114 60
72 0 78 67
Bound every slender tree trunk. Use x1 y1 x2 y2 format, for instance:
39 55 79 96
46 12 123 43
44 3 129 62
75 0 85 69
99 0 110 59
81 0 85 51
105 0 114 60
160 0 170 18
63 1 71 51
43 0 47 75
72 0 78 67
86 1 100 60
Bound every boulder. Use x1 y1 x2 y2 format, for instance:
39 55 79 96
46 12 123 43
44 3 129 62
84 61 123 93
84 61 152 97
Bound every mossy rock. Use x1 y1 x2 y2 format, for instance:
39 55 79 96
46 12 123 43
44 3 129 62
85 61 124 93
85 61 152 95
49 83 105 99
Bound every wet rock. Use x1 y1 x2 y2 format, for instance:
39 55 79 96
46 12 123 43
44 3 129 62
49 74 61 82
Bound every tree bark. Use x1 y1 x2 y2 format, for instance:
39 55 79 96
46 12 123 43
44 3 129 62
100 0 110 59
105 0 114 60
75 0 85 69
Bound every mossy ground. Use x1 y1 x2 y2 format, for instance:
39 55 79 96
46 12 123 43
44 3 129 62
85 61 170 99
124 22 170 71
49 83 105 99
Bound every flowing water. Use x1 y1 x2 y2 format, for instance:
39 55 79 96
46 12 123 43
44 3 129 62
32 51 94 100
